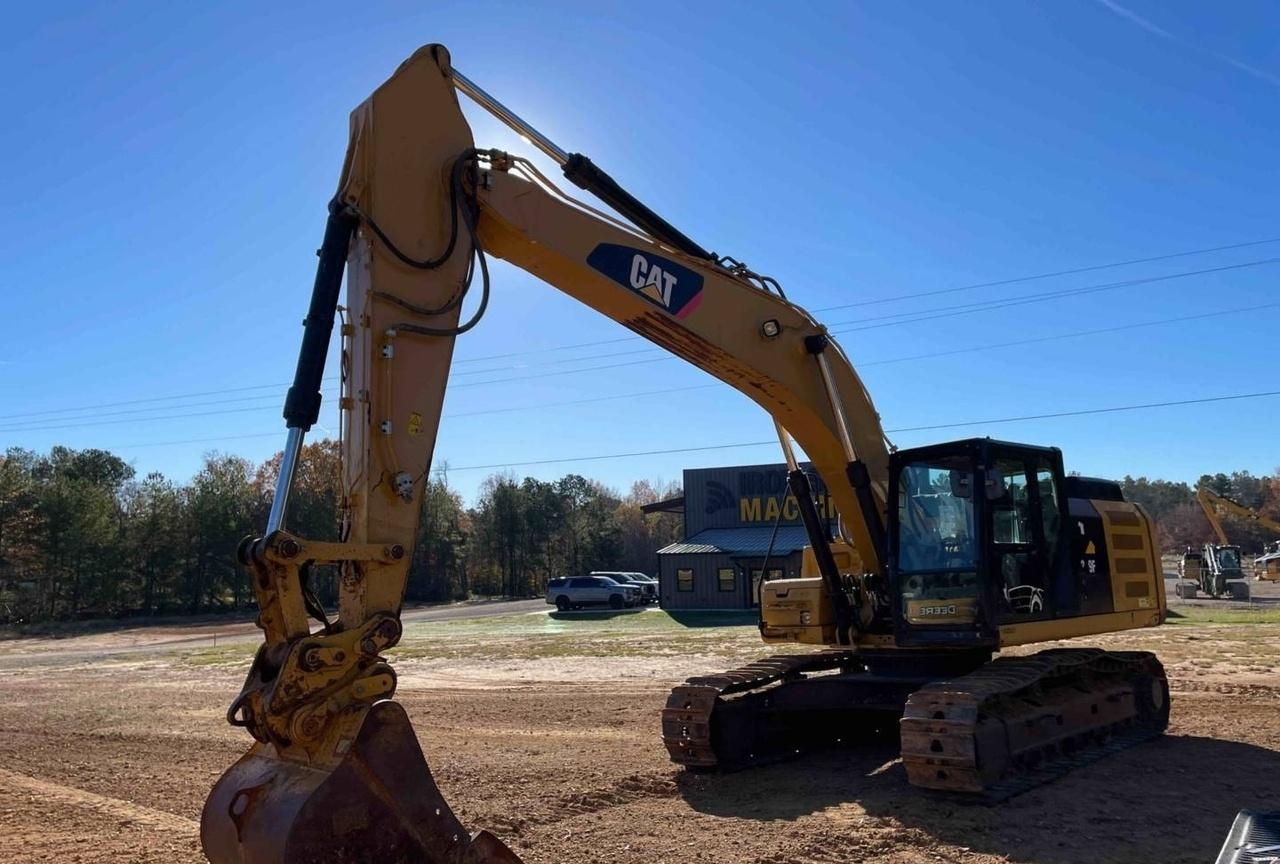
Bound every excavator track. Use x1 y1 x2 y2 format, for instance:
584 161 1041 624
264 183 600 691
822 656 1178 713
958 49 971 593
900 648 1170 800
662 651 863 769
664 647 1169 802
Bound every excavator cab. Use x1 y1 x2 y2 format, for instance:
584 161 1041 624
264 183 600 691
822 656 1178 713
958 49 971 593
888 439 1068 647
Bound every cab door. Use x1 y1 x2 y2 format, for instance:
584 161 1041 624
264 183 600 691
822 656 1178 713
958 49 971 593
888 448 1000 647
985 448 1070 624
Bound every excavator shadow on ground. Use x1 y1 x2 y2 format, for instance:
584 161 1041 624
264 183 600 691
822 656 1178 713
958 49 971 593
675 734 1280 864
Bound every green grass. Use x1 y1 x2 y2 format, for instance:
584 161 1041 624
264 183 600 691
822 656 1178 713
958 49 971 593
390 609 765 661
159 606 1280 669
166 609 765 666
180 644 256 667
1165 606 1280 625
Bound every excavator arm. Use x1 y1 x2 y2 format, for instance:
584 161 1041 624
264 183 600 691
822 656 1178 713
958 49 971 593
1196 487 1234 546
203 45 892 864
1197 487 1280 538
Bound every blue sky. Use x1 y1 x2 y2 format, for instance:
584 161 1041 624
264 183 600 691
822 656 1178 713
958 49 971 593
2 1 1277 504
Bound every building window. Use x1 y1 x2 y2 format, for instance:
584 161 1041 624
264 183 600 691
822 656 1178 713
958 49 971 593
717 567 735 592
677 569 694 592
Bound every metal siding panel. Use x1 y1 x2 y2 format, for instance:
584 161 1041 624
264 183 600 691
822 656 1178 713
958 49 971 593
682 461 836 533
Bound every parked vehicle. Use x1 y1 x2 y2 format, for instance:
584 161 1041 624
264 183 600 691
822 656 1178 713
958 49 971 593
546 575 640 611
592 571 659 604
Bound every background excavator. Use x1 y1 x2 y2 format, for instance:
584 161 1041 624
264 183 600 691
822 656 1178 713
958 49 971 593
1194 487 1280 583
1187 483 1269 599
202 45 1170 864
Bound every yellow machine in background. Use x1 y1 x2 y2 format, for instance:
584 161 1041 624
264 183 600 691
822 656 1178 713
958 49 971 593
1197 487 1280 582
203 46 1170 863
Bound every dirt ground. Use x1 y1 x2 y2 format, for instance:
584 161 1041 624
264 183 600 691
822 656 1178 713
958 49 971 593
2 599 1278 864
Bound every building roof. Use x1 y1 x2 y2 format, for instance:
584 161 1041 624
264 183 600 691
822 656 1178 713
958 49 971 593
657 526 813 556
640 495 684 514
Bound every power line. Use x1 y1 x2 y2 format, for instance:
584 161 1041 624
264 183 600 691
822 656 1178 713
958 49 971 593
0 378 339 422
857 301 1280 367
108 431 285 450
450 346 661 377
444 389 1280 472
827 257 1280 331
7 243 1276 423
887 390 1280 434
453 335 638 365
0 391 305 428
5 299 1273 435
0 402 334 434
449 383 717 418
810 235 1280 313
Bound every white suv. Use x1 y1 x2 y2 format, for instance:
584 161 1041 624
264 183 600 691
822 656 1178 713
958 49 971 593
546 576 640 611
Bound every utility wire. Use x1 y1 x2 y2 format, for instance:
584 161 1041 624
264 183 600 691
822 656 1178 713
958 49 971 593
0 377 339 422
826 257 1280 331
857 301 1280 367
6 234 1278 426
7 254 1269 430
887 390 1280 434
810 235 1280 313
5 299 1274 435
443 389 1280 472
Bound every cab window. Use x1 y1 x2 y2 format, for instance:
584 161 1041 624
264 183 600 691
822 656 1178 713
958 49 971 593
896 457 977 574
988 457 1046 617
1034 464 1061 564
989 459 1030 545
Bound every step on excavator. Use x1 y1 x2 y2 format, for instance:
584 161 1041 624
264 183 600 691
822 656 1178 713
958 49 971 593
202 45 1170 864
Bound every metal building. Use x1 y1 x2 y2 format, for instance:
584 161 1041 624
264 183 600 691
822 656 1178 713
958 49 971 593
650 462 836 610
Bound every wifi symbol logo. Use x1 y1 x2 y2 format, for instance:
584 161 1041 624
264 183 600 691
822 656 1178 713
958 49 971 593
705 481 735 515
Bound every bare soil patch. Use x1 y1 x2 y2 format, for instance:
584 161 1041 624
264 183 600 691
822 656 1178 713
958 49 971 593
1 611 1277 864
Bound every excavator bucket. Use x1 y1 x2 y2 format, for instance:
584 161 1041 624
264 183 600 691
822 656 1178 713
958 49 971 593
201 700 525 864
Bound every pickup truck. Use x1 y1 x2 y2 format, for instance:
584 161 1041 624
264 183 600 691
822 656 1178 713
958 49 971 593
590 571 658 604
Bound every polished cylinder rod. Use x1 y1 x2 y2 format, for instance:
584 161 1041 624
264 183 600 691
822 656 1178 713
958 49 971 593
450 68 569 166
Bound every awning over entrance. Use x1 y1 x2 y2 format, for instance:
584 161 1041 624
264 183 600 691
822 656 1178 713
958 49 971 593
657 526 812 557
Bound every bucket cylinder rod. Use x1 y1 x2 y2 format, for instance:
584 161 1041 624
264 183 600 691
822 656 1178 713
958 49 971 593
450 67 713 261
268 202 359 534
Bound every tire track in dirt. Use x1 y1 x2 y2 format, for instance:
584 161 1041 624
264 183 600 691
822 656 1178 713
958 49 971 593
488 771 680 835
0 768 199 835
1172 680 1280 699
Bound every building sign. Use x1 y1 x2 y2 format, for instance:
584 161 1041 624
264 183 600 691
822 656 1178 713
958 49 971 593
684 462 839 534
738 493 839 523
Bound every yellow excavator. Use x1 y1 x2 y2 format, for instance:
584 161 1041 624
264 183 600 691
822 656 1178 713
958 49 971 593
202 45 1169 863
1195 487 1280 583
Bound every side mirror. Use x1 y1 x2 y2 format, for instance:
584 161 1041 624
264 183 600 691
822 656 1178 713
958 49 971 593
949 470 973 499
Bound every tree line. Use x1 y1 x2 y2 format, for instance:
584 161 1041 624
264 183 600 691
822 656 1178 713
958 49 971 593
2 441 1276 625
1118 469 1280 553
0 442 680 624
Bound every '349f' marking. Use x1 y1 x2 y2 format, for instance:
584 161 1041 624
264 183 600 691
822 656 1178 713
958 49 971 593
585 243 705 318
